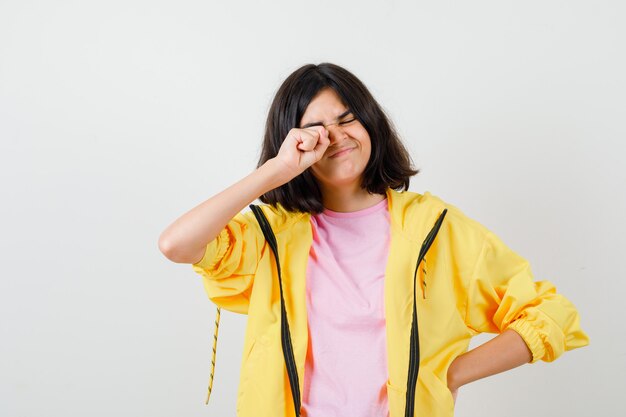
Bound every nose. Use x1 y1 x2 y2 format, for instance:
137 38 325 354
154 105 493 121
325 123 348 143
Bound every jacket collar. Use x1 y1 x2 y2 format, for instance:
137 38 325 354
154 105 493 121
264 188 447 244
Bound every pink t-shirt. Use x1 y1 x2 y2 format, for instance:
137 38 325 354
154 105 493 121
301 197 391 417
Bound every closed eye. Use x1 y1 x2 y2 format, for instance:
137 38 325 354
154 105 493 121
339 117 357 125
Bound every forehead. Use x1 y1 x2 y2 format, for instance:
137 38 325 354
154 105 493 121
300 88 348 122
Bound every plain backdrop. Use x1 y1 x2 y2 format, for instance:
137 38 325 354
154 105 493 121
1 1 624 416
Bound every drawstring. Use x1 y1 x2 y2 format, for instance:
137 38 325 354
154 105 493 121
205 306 221 405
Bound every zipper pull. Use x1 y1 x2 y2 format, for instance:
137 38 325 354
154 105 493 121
421 266 427 299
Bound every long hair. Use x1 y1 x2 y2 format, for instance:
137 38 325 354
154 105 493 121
257 62 420 214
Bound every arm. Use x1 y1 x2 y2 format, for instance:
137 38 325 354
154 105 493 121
158 123 329 264
160 127 328 313
446 226 589 400
447 329 532 399
158 158 287 264
463 230 589 363
159 159 289 314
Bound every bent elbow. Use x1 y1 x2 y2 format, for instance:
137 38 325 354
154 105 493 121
158 235 205 265
158 234 188 263
158 235 178 262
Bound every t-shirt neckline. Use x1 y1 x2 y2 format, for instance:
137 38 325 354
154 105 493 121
321 197 388 218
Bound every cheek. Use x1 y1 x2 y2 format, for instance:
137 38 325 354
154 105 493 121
359 133 372 156
346 126 370 146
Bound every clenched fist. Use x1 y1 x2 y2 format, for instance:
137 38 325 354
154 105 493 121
272 126 331 182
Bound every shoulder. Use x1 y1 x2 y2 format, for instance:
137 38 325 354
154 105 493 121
389 188 490 245
238 202 308 234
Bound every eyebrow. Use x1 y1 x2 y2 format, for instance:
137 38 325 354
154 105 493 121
300 108 352 129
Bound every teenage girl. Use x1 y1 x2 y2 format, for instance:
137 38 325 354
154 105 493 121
159 63 589 417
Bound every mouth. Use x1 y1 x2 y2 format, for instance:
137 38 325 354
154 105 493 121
329 146 356 158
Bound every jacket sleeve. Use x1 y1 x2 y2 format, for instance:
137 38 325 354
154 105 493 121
464 229 590 363
191 209 264 315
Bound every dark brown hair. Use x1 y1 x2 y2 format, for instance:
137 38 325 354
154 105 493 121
257 62 420 214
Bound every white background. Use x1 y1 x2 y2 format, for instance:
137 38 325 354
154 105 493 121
1 1 623 416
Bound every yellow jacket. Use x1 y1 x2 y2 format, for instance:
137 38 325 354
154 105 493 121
191 188 589 417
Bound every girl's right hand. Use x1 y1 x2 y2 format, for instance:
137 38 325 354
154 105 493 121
271 126 331 182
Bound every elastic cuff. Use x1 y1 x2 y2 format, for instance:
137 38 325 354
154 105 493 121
507 319 546 363
192 227 231 272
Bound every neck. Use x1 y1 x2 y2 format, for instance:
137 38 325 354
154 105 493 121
319 183 386 213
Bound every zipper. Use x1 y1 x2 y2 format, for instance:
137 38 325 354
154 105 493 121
421 259 427 299
249 204 302 417
249 204 447 417
404 208 447 417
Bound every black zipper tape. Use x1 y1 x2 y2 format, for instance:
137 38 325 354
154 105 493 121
249 204 448 417
249 204 302 417
404 208 448 417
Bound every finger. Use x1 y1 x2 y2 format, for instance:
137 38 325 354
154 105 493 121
293 130 310 150
298 131 319 152
313 129 330 151
315 125 327 138
302 126 325 151
312 134 330 162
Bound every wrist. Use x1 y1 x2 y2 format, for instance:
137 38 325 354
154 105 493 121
263 158 297 188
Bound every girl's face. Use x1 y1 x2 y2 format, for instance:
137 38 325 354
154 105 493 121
299 88 372 189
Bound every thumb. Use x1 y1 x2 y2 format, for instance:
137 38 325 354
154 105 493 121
313 127 330 155
316 126 329 147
